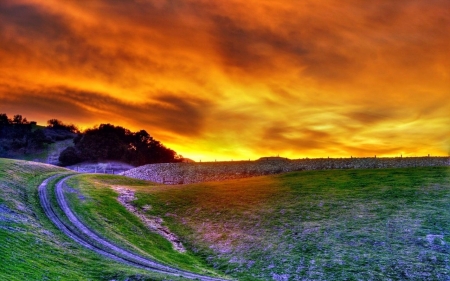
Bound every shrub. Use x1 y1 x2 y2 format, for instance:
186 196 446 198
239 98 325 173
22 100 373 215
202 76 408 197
59 146 81 166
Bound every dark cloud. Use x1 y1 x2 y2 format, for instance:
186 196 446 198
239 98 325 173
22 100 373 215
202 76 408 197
259 124 335 152
3 0 448 85
345 111 393 125
340 144 404 157
203 0 450 83
210 15 299 71
0 86 213 137
0 88 96 124
0 1 174 87
200 5 351 79
136 94 213 136
0 3 67 39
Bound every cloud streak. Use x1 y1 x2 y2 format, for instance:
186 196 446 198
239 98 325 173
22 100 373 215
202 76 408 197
1 86 212 136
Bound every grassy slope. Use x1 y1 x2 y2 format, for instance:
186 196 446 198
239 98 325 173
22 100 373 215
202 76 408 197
64 174 224 278
9 138 74 163
126 167 450 280
10 159 448 280
0 158 187 281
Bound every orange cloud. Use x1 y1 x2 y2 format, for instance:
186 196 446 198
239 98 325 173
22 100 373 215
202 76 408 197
0 0 448 160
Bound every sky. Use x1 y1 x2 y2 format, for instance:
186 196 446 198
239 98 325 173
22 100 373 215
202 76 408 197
1 0 449 161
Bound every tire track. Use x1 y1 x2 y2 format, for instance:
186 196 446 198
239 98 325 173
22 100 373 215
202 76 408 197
39 174 230 281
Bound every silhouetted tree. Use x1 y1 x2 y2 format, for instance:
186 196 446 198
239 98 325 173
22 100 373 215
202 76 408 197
0 113 74 155
59 146 81 166
27 129 52 150
59 123 180 166
12 114 28 125
0 113 9 125
47 119 78 133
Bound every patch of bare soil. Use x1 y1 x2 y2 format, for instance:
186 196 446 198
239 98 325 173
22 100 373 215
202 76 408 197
112 187 186 252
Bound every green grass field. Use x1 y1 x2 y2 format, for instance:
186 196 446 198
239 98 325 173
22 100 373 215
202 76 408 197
126 167 450 280
1 157 449 280
64 174 223 277
0 158 190 281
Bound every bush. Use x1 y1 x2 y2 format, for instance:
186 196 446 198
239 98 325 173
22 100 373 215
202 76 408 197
59 146 81 166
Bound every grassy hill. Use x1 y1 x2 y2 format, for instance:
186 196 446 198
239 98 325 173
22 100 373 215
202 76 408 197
10 138 74 164
87 166 448 280
63 174 222 277
0 158 192 280
2 158 449 280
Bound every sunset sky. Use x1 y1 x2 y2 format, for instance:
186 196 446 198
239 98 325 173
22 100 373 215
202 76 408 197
1 0 449 161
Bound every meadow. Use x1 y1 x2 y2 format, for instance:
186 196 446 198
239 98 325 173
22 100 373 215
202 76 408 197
1 157 449 280
70 166 450 280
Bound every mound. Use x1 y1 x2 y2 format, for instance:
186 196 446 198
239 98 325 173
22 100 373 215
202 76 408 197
122 157 449 184
121 161 293 184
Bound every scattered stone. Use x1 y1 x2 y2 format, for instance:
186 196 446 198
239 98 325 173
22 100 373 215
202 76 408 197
112 187 186 252
121 157 449 185
142 205 152 212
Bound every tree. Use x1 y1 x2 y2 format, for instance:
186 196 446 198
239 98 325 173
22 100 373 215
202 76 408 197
0 113 9 125
26 129 52 150
59 146 81 166
47 119 64 128
75 124 128 161
12 114 28 125
47 119 78 133
58 123 180 166
0 113 31 151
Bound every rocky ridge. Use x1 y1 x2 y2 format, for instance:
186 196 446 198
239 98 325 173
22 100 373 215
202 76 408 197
122 156 450 185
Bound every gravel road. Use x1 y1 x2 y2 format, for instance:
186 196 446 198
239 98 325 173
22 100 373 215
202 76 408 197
39 174 230 281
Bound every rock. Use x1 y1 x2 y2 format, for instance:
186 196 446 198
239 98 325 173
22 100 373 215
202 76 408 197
121 157 449 185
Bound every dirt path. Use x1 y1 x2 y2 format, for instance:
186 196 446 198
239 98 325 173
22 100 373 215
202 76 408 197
39 174 230 281
38 175 143 267
113 186 186 252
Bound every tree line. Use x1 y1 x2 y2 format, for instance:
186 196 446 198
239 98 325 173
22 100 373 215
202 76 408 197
0 113 77 157
1 113 182 167
59 123 182 166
